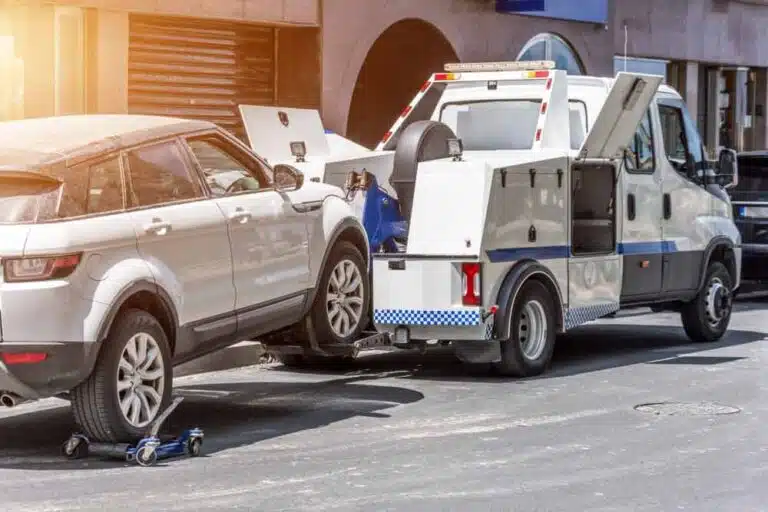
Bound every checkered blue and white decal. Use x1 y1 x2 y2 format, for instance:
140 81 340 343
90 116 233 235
564 303 620 330
374 309 482 327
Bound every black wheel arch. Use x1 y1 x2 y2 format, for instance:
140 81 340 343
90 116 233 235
697 237 737 292
88 280 179 375
494 260 565 339
304 217 370 313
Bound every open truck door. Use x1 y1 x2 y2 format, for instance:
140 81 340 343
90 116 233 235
567 71 663 326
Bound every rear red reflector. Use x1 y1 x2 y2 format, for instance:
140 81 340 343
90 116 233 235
533 70 549 78
461 263 482 306
1 352 47 365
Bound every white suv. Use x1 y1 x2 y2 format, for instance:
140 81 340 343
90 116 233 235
0 114 371 442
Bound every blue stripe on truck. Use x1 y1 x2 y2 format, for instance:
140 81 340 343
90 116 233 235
486 241 679 262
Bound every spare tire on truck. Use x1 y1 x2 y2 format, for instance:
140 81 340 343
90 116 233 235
390 120 457 222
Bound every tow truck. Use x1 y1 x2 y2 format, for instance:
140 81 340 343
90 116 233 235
239 61 741 376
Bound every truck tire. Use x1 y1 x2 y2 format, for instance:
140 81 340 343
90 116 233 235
493 280 557 378
71 309 173 443
680 261 733 343
308 241 370 345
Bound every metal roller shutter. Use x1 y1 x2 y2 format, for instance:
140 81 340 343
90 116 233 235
128 15 275 139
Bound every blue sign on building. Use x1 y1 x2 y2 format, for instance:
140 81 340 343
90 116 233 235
496 0 608 24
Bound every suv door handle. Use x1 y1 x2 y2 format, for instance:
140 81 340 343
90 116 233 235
144 218 171 235
227 207 252 224
663 193 672 220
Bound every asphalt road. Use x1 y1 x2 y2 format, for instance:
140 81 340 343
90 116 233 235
0 301 766 512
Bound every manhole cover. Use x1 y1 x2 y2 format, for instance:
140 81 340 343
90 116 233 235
634 401 741 416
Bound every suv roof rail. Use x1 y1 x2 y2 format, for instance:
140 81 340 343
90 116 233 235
443 60 557 73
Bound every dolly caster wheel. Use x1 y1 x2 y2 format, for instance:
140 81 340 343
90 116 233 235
136 446 158 467
187 438 203 457
61 436 88 460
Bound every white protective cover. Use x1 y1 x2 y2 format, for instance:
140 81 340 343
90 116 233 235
239 105 330 162
578 72 664 160
238 105 397 197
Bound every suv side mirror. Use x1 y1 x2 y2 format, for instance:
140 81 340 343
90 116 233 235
717 148 739 189
273 164 304 192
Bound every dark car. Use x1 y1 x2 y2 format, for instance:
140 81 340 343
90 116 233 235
732 151 768 281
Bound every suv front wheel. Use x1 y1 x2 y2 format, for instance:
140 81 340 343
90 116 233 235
71 309 172 443
309 241 370 345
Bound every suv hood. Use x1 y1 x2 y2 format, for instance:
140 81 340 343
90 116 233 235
286 181 347 205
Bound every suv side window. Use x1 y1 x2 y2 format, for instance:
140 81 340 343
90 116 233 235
658 98 706 179
50 156 125 218
185 136 270 197
125 140 202 208
87 157 124 214
624 109 655 173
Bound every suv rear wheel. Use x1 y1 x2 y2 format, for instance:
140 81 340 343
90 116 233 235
71 309 172 443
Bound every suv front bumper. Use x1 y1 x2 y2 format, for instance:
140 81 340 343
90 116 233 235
741 243 768 282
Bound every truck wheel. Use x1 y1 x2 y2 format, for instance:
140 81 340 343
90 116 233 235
493 280 557 378
309 241 370 345
681 261 733 343
71 309 172 443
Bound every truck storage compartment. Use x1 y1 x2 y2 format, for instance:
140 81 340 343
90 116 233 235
372 258 462 312
571 162 616 255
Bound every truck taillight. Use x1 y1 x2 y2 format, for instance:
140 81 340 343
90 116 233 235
461 263 482 306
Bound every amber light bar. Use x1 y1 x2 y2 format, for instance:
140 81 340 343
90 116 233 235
444 60 556 72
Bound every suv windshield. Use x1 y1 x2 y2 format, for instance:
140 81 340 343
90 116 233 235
0 175 61 224
734 155 768 200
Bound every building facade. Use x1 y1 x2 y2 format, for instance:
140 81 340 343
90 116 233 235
0 0 321 139
2 0 768 153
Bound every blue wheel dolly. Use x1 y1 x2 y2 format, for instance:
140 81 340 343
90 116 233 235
62 397 204 467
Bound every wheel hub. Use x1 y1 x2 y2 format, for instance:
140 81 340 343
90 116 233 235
326 259 364 338
705 278 731 327
117 333 165 428
518 299 548 361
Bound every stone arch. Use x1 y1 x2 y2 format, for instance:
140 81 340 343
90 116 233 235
346 18 458 149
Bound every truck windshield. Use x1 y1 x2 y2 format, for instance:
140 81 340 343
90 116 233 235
440 100 541 150
0 176 61 224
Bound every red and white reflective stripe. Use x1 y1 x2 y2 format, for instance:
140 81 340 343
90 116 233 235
375 77 435 151
531 72 556 150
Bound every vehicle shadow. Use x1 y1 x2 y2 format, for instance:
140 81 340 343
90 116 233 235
267 323 766 384
0 374 423 471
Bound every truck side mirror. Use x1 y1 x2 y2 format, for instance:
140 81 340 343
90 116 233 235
717 148 738 189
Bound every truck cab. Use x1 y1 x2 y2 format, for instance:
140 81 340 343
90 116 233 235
370 61 741 377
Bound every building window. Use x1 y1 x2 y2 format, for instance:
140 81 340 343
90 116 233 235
613 56 668 80
517 33 584 75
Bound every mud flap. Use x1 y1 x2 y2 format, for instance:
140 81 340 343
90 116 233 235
453 340 502 364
